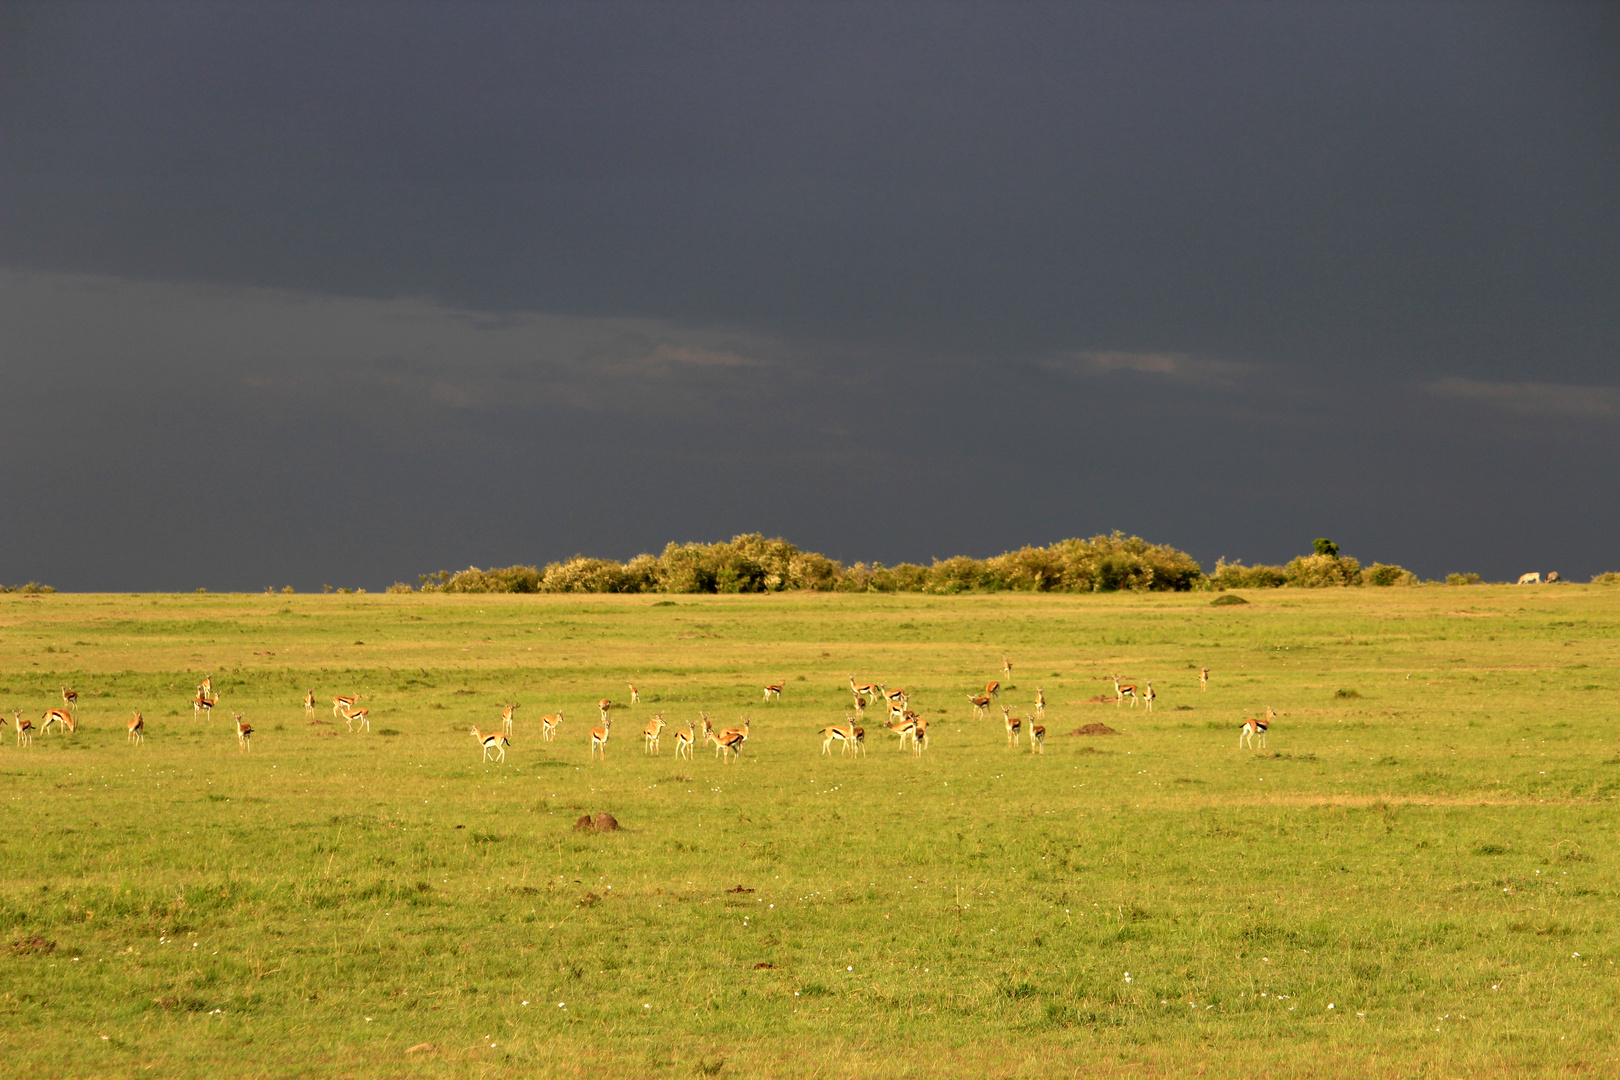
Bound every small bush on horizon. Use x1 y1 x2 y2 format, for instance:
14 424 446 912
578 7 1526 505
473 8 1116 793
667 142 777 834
1592 572 1620 585
1364 562 1419 587
1447 573 1484 586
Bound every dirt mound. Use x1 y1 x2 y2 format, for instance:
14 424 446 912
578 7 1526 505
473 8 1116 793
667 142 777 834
1069 723 1121 736
1083 694 1115 704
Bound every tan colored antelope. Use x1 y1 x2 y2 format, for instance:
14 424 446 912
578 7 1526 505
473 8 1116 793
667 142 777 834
985 680 1001 700
472 725 508 762
1002 705 1021 748
12 710 34 747
851 725 866 756
849 675 882 704
195 687 220 720
60 686 78 711
1034 687 1046 719
1002 656 1013 681
41 708 75 735
128 710 145 745
885 714 917 752
303 690 317 719
541 711 562 742
1142 682 1156 712
719 717 751 748
644 712 667 755
501 702 519 737
1112 676 1137 707
967 694 992 721
763 681 784 702
200 675 214 699
1028 715 1045 754
674 717 695 760
1199 667 1209 693
341 705 370 733
234 713 253 752
714 726 746 763
332 694 358 718
911 717 929 757
590 715 612 760
1240 706 1275 750
821 717 859 755
628 682 640 705
598 698 613 724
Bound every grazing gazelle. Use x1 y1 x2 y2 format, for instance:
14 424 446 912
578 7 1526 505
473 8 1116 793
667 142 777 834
1034 687 1046 719
41 708 75 735
60 686 78 711
1142 682 1156 712
127 710 145 745
12 710 34 747
763 681 784 702
1112 676 1137 708
821 717 859 756
590 715 612 760
234 713 253 752
1001 706 1021 748
643 712 667 755
628 682 640 705
332 694 358 718
674 717 696 760
1239 707 1275 750
501 702 519 737
849 675 882 704
984 680 1001 701
195 686 220 720
303 690 317 720
967 694 992 721
472 725 508 762
541 711 562 742
1199 667 1209 693
1028 715 1045 754
341 705 370 733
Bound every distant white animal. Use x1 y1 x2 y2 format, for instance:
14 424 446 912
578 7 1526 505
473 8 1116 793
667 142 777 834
1517 572 1541 585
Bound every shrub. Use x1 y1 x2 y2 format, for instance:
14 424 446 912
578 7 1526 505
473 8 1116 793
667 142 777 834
1446 573 1483 586
385 582 414 594
541 557 648 594
1284 553 1362 587
1313 538 1340 558
1363 563 1418 587
1592 572 1620 585
432 565 543 593
1208 559 1287 589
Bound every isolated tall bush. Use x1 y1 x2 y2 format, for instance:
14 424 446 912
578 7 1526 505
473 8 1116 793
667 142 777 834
1362 562 1418 587
1284 553 1362 587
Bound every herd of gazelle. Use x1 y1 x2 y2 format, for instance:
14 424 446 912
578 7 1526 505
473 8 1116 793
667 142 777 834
10 662 1278 758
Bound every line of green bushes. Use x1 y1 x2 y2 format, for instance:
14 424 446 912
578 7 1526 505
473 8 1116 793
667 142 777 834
398 532 1606 595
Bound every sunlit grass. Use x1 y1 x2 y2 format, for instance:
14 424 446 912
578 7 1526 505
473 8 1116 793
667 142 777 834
0 587 1616 1076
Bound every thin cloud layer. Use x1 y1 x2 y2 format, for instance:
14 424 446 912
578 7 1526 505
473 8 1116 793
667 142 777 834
1425 378 1620 420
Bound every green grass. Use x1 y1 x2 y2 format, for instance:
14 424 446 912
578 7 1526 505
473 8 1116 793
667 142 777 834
1 587 1618 1077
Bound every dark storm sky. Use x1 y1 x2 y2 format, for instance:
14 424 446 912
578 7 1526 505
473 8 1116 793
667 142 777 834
3 1 1618 590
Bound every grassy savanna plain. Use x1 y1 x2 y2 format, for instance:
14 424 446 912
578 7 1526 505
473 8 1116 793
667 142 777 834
1 588 1618 1078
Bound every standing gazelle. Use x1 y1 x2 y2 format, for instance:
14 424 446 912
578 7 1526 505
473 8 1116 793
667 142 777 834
61 686 79 711
967 694 992 721
332 694 358 718
1034 687 1046 719
1142 682 1156 712
303 690 317 720
501 703 519 737
13 710 34 747
598 698 613 724
1112 676 1137 707
984 680 1001 701
763 681 784 702
644 712 667 755
822 717 858 756
674 718 695 760
472 725 508 762
541 711 562 742
1002 656 1013 682
234 713 253 752
628 683 640 705
1001 705 1021 748
341 705 370 733
1239 706 1275 750
1199 667 1210 693
195 686 220 721
128 710 145 745
590 715 612 760
1028 715 1045 754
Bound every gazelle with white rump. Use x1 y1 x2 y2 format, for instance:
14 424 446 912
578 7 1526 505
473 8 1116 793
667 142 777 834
1002 656 1013 682
541 711 562 742
821 717 859 756
1028 715 1045 754
1239 706 1276 750
674 717 696 760
12 710 34 747
128 710 145 745
763 681 784 702
501 702 519 737
303 690 316 720
644 712 667 755
41 708 75 735
472 725 508 762
598 698 613 724
849 675 882 705
332 694 358 719
967 693 992 721
195 686 220 720
61 686 78 711
590 714 612 760
1001 705 1021 748
234 713 253 752
341 705 370 733
984 680 1001 701
1199 667 1209 693
1112 676 1137 707
1034 688 1046 719
628 683 640 705
1142 682 1156 712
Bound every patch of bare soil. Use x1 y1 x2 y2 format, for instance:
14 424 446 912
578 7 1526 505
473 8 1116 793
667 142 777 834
1069 722 1121 736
